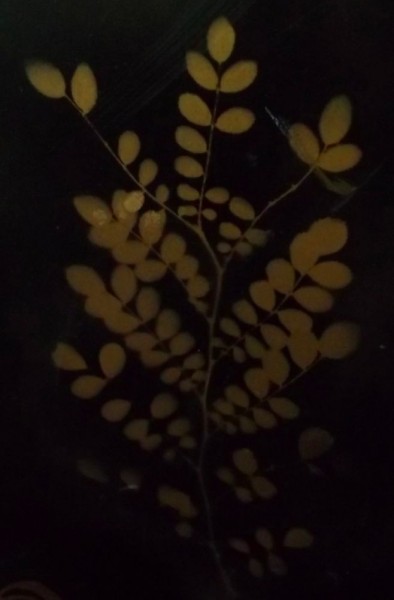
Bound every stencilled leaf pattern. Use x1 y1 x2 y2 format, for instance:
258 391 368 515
33 14 366 598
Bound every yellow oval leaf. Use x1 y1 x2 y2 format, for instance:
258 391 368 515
267 553 288 576
113 240 149 264
175 126 207 154
244 368 269 399
71 375 107 399
158 486 198 519
202 208 217 221
233 448 258 475
138 159 158 186
150 393 178 419
174 155 203 178
288 330 318 369
175 255 199 280
268 397 300 419
186 51 218 90
160 366 182 384
220 317 241 337
216 108 255 134
169 332 195 356
319 95 352 145
101 399 131 422
65 265 105 296
136 287 160 321
111 265 137 303
309 217 348 255
298 427 334 460
255 528 274 550
123 418 149 441
73 195 111 226
52 342 87 370
123 190 145 213
318 144 362 172
88 222 130 249
85 292 122 318
220 60 258 93
187 275 210 298
219 222 241 240
266 259 295 294
253 408 278 429
319 321 360 359
283 528 314 548
205 187 230 204
245 228 269 247
103 311 140 334
155 184 170 203
289 232 320 273
167 417 191 437
244 335 265 359
293 286 334 312
278 309 313 332
135 260 167 282
263 349 290 385
71 63 97 114
249 280 276 312
288 123 320 165
178 93 212 126
260 324 288 349
155 309 181 340
309 261 352 289
225 385 250 408
177 183 199 201
183 352 205 369
229 196 255 220
25 60 65 98
207 17 235 64
138 210 166 245
251 475 277 499
99 343 126 378
118 131 141 165
125 332 156 352
232 299 258 325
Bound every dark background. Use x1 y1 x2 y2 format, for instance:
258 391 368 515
1 0 394 598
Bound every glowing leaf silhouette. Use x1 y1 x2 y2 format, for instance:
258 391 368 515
233 448 258 475
253 408 277 428
101 399 131 422
220 61 258 93
245 228 269 247
308 261 352 289
175 126 207 154
118 130 141 164
249 558 264 578
249 281 276 312
220 222 241 239
177 183 199 201
155 184 170 203
263 349 290 385
202 208 217 221
138 159 158 186
25 60 65 98
186 51 218 90
175 255 199 279
220 317 241 337
256 528 274 550
111 265 137 304
161 367 182 384
244 335 265 358
216 108 255 134
283 528 314 548
278 309 313 332
135 259 167 282
65 265 105 296
266 259 295 294
251 476 277 499
318 144 362 172
71 64 97 114
136 287 160 321
113 240 149 264
309 218 348 254
85 292 121 318
207 17 235 64
229 538 250 553
289 232 319 273
233 300 258 324
73 195 112 226
167 417 191 436
288 330 318 369
141 350 170 368
52 343 87 370
175 156 203 178
151 393 178 419
183 353 205 369
206 187 230 204
125 332 156 352
155 309 181 340
260 324 288 349
123 418 149 441
288 123 320 165
235 487 253 502
169 332 195 355
229 197 255 220
298 427 334 460
99 343 126 378
88 221 130 249
187 275 210 298
178 206 198 217
244 368 269 399
123 190 145 213
139 210 166 244
217 467 236 485
319 322 360 359
178 93 211 126
71 375 107 399
293 286 333 312
268 397 300 419
319 95 352 145
225 385 249 408
267 553 287 576
104 312 140 335
158 486 198 519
